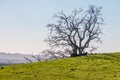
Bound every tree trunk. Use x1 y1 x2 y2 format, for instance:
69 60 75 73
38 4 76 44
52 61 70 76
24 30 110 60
78 48 88 56
71 47 78 57
71 47 87 57
78 48 83 56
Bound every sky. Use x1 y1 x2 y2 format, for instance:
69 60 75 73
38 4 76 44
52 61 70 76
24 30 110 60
0 0 120 54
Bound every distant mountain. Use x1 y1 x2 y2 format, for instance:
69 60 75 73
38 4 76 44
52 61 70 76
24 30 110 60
0 51 61 66
0 52 38 65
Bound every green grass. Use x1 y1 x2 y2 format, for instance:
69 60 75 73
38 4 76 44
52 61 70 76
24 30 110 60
0 52 120 80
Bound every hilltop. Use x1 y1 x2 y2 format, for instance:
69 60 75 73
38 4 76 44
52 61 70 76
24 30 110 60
0 53 120 80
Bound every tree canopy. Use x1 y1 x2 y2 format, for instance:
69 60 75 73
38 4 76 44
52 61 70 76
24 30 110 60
45 5 104 57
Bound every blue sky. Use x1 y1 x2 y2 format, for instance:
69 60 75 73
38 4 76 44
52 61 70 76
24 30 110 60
0 0 120 54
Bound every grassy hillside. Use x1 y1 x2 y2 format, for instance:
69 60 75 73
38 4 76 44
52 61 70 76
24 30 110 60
0 53 120 80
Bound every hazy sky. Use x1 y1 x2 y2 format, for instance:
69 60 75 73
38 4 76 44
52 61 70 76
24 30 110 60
0 0 120 54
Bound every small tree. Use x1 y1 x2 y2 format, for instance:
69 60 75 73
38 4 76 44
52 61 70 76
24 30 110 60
45 5 104 57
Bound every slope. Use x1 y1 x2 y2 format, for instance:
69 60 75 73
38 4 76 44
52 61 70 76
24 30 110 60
0 53 120 80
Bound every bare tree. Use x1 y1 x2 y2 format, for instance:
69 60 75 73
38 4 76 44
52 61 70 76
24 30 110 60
42 49 70 59
24 57 32 63
45 5 104 57
24 54 42 63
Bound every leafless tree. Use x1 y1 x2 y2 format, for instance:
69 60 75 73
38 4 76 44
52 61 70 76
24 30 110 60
24 57 33 63
42 49 70 59
45 5 104 57
24 54 42 63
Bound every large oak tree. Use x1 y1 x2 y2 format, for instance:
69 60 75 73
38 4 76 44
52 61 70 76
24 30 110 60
45 5 104 57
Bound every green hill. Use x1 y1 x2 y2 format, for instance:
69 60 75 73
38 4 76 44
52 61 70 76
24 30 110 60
0 53 120 80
